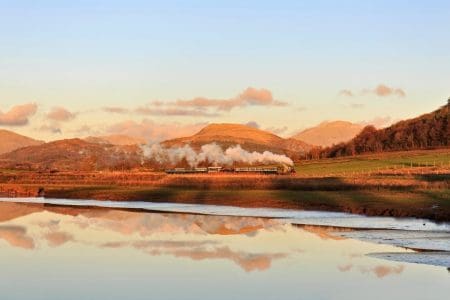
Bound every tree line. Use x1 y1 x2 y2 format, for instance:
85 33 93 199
307 103 449 159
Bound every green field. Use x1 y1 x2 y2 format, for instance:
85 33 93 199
295 149 450 176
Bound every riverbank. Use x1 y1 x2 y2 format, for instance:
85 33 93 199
1 169 449 222
1 182 448 222
46 187 450 222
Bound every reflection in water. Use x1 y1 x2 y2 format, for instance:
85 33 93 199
362 265 405 278
369 252 450 268
0 225 35 249
0 202 449 300
45 231 74 247
338 263 405 278
0 203 287 272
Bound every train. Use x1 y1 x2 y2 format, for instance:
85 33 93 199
165 165 295 175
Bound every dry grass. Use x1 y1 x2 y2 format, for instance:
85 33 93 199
1 166 449 192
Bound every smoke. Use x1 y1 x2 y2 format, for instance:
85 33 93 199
141 143 293 167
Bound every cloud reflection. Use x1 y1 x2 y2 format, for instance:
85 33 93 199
45 231 74 247
0 225 35 249
0 204 288 272
337 263 405 278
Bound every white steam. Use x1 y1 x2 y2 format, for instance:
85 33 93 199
141 143 293 167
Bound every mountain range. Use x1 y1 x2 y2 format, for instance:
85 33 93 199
0 129 44 155
291 121 364 147
0 102 448 170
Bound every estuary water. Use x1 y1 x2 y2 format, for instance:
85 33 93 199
0 198 448 300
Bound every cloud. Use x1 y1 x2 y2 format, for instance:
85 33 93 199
265 126 288 136
101 88 286 119
173 87 287 111
0 103 38 126
338 263 405 278
107 119 206 143
338 264 353 272
359 265 404 278
39 124 62 134
243 122 288 136
359 116 392 128
47 107 76 122
350 103 365 109
98 237 287 272
135 107 219 117
132 240 218 250
245 121 260 129
130 239 286 272
44 231 74 247
103 106 129 114
72 124 96 135
339 84 406 98
170 246 286 272
0 225 35 249
100 241 128 248
371 84 406 97
338 89 354 97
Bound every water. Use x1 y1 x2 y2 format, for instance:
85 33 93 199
0 198 448 300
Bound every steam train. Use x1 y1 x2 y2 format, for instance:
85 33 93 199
165 165 295 175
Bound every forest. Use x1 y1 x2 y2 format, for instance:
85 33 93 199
308 103 449 159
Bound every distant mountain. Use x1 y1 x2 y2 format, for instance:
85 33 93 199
317 102 449 158
0 138 143 171
0 129 44 155
292 121 364 147
162 123 311 158
84 134 146 146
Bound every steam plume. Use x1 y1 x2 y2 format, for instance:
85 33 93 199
141 143 293 167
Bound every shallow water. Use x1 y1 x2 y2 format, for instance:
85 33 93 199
0 199 448 300
3 197 450 231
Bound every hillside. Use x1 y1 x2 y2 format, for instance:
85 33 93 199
162 123 311 158
84 134 146 146
0 138 143 171
318 103 449 158
0 129 44 155
292 121 363 147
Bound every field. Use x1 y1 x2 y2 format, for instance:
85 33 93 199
296 149 450 176
1 149 449 221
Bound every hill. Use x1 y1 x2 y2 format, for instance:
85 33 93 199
292 121 363 147
84 134 146 146
162 123 311 158
0 129 44 155
317 102 449 158
0 138 143 171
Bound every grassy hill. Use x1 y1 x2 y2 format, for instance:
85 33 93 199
292 121 363 147
0 138 143 171
163 123 311 159
0 129 44 155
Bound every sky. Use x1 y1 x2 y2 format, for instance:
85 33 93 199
0 0 449 142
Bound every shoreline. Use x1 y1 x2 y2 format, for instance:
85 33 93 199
1 170 449 222
2 184 448 222
45 188 450 222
